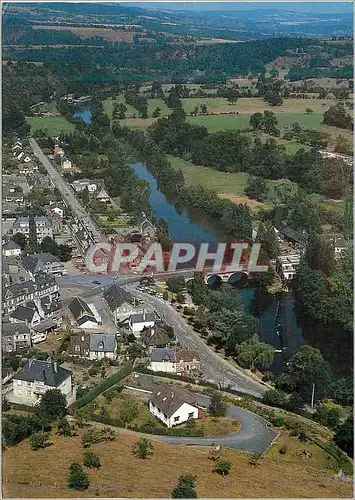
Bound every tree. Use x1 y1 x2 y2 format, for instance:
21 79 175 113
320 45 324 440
305 108 313 114
215 459 232 477
323 104 353 130
171 473 198 498
334 135 352 155
166 276 185 293
250 112 264 131
282 345 331 401
83 451 101 468
264 91 283 106
333 417 353 457
68 462 89 490
29 431 50 450
271 178 296 206
209 391 227 417
262 389 288 408
152 107 161 118
226 88 238 104
236 334 275 371
36 389 68 423
119 398 138 427
313 402 342 430
163 290 169 301
257 221 280 260
200 103 208 114
132 438 154 459
245 176 267 201
57 418 72 437
40 236 59 256
12 233 26 249
304 232 335 275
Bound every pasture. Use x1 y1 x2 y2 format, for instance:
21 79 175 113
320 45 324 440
26 115 75 135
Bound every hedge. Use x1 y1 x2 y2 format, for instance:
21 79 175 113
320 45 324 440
75 364 133 409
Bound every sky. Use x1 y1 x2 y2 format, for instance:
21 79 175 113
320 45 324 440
121 1 354 14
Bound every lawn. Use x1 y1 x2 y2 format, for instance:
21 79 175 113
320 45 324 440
26 115 75 135
98 214 133 228
3 430 352 498
167 154 275 210
147 98 170 117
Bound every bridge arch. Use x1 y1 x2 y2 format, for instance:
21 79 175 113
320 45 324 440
227 271 248 288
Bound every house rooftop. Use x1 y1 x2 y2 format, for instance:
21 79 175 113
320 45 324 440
130 312 156 324
149 383 197 418
13 359 71 386
278 227 306 245
2 321 31 337
150 348 175 363
22 253 61 273
89 333 116 353
2 239 21 251
103 283 134 312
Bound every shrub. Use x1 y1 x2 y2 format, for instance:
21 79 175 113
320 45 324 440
279 445 287 455
29 432 50 451
273 416 286 427
132 438 154 459
57 418 72 437
299 431 308 442
216 459 232 477
84 451 101 468
68 462 89 490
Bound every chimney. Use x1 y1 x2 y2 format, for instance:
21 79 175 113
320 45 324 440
42 369 47 385
28 358 33 369
54 362 58 373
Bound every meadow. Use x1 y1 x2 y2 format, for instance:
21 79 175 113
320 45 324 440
3 428 351 498
26 115 75 135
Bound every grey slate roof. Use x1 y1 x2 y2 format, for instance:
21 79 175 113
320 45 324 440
68 297 96 323
2 239 21 251
279 227 306 245
149 383 197 418
150 348 175 362
130 312 156 324
10 304 37 323
13 359 71 386
89 333 116 353
22 252 61 274
103 284 134 312
2 321 31 337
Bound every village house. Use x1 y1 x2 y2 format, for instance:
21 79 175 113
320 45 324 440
69 332 117 360
54 145 65 158
35 217 53 243
278 226 307 249
320 233 349 258
23 252 66 277
13 216 30 240
276 254 301 281
148 348 201 376
2 257 30 287
71 179 98 194
62 159 72 170
68 297 102 329
2 271 60 315
149 383 199 428
9 302 42 329
129 311 156 338
3 185 25 205
139 213 156 238
92 183 111 203
2 239 22 258
2 321 32 353
103 284 139 324
141 325 171 351
2 202 24 220
48 201 65 218
11 359 72 406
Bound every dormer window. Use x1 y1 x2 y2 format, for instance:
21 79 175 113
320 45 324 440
98 341 104 350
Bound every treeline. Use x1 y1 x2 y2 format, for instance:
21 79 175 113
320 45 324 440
3 36 313 88
147 108 352 198
112 121 253 240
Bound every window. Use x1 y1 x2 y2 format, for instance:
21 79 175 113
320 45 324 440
151 402 155 408
188 412 194 418
174 416 180 422
17 380 22 385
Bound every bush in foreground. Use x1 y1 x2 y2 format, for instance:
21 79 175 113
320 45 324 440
68 462 89 490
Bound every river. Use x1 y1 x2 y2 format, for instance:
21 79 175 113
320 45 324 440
73 105 351 377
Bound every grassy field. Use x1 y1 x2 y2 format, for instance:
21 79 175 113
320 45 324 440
98 214 133 228
167 155 276 209
26 115 75 135
147 98 170 116
3 429 352 498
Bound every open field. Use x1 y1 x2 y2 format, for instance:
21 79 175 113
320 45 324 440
3 429 352 498
147 97 170 116
167 155 276 210
26 115 75 135
33 25 138 42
